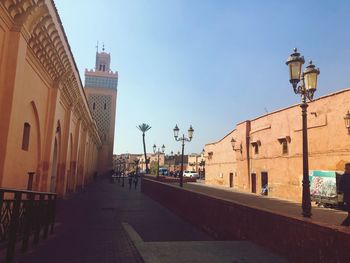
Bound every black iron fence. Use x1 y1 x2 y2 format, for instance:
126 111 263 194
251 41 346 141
0 188 57 263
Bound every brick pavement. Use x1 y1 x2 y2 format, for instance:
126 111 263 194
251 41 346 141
10 178 287 263
12 180 145 263
12 178 212 263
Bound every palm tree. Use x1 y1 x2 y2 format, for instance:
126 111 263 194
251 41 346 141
137 123 151 174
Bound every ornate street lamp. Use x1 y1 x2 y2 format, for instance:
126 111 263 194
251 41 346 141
344 111 350 134
153 144 165 179
173 124 194 187
286 48 320 218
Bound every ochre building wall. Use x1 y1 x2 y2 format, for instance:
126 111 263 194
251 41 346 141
205 88 350 202
0 0 101 196
205 130 237 186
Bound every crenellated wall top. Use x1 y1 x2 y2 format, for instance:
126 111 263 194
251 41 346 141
85 69 118 77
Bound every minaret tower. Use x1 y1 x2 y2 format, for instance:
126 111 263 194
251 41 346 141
84 44 118 175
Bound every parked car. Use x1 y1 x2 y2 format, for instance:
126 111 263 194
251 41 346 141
183 170 199 178
159 168 168 176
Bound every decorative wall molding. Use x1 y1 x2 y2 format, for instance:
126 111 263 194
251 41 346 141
250 124 271 135
0 0 101 147
294 113 327 132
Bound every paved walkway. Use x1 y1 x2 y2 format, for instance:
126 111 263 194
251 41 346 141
12 178 286 263
185 181 349 228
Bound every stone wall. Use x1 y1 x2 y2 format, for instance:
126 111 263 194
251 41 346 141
142 178 350 263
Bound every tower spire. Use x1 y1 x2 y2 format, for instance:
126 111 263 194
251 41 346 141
84 46 118 175
96 41 99 53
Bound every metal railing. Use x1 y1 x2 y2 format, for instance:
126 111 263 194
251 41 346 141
0 188 57 263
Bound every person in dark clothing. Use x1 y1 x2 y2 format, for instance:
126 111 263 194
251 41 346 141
133 173 139 190
128 173 133 190
339 163 350 226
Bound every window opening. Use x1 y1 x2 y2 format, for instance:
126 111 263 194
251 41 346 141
278 136 291 155
22 122 30 151
251 140 261 155
254 144 259 154
282 141 288 154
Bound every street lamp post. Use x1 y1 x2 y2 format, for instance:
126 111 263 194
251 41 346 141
173 124 194 187
153 144 165 180
344 111 350 134
286 48 320 218
199 160 205 179
169 151 175 173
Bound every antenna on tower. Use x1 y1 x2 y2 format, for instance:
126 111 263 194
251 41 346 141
96 41 99 53
102 42 105 52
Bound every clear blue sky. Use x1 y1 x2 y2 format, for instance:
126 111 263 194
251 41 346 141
55 0 350 155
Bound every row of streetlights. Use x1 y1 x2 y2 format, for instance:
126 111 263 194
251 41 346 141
158 48 319 218
150 125 194 187
138 48 320 218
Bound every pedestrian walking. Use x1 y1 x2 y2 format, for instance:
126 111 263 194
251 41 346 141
339 163 350 226
121 172 125 187
128 173 133 190
133 173 139 189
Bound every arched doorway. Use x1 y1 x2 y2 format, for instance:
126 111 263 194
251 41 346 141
50 138 58 193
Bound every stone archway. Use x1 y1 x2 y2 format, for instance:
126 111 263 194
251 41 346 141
30 101 42 190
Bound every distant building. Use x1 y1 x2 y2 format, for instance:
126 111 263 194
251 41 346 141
205 88 350 202
114 154 142 173
84 48 118 175
165 154 189 172
139 153 165 171
188 153 205 172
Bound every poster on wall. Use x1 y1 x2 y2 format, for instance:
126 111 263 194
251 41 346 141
309 170 339 198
